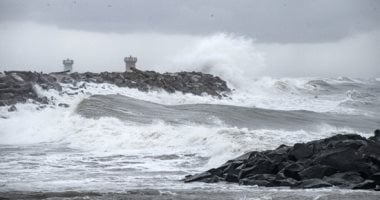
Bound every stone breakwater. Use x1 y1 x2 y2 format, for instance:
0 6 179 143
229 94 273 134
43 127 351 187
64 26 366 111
0 69 230 107
185 133 380 190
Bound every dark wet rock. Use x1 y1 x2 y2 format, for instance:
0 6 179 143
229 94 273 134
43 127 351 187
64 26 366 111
370 172 380 184
37 96 49 105
0 70 230 106
223 161 243 175
184 171 214 183
7 105 17 112
323 172 364 188
288 143 313 161
58 103 70 108
332 172 365 183
273 178 299 187
0 71 59 106
280 162 304 180
299 165 337 179
185 133 380 190
184 168 225 184
201 175 223 183
242 174 277 186
316 148 361 171
37 105 47 110
266 144 291 163
352 180 377 190
224 173 239 182
68 70 230 97
239 178 272 186
294 178 332 189
238 156 276 179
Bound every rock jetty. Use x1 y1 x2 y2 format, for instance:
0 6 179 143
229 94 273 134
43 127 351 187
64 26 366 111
184 132 380 190
0 69 230 106
0 71 61 106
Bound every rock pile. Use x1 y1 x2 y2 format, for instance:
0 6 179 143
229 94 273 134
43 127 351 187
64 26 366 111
184 132 380 190
0 71 61 106
0 69 230 107
66 69 230 97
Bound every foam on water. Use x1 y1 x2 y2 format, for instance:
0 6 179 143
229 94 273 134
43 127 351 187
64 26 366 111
2 76 370 114
0 99 368 192
1 76 378 147
0 76 379 193
1 76 377 148
1 100 364 169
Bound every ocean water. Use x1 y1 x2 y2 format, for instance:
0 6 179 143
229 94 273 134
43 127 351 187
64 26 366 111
1 77 380 199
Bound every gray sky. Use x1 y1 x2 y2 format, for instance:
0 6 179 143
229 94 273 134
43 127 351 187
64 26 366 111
1 0 379 43
0 0 379 78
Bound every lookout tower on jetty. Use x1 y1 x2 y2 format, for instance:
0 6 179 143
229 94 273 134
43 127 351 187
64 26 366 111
124 55 137 72
63 58 74 72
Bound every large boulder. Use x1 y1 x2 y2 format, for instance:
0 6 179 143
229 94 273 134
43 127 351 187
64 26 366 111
279 162 304 180
323 171 364 188
299 165 336 179
184 132 380 190
288 143 313 161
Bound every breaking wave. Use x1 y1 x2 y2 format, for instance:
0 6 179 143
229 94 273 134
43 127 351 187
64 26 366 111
168 33 265 89
0 75 379 192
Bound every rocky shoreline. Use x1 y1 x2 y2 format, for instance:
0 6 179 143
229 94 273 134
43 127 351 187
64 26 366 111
184 131 380 190
0 69 230 107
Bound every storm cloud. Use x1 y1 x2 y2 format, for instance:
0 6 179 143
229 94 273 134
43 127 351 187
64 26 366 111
1 0 379 43
0 0 379 78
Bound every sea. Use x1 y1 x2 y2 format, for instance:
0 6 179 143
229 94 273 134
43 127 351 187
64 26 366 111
1 76 380 199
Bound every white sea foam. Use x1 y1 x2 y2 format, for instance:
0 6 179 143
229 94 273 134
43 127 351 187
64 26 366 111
28 77 360 113
0 95 368 169
0 106 369 192
0 77 364 149
1 75 372 153
0 77 377 192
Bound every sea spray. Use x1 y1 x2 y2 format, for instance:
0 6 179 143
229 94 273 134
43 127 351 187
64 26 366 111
169 33 266 89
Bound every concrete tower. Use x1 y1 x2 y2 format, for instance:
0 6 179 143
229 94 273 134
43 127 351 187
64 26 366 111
63 58 74 72
124 55 137 72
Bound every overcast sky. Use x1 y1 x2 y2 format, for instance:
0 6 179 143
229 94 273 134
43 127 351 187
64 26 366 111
1 0 379 43
0 0 379 78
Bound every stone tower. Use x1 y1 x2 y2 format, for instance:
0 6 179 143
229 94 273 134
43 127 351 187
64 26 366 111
124 55 137 72
63 58 74 72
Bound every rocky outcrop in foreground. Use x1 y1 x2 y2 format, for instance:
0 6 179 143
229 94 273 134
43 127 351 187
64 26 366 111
0 69 230 106
185 131 380 190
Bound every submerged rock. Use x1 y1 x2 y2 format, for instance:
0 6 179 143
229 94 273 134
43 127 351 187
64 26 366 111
58 103 70 108
8 105 17 112
184 131 380 190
